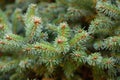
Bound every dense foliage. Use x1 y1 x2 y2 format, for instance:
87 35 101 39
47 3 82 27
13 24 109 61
0 0 120 80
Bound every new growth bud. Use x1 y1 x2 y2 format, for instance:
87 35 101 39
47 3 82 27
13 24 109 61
0 24 4 30
60 23 67 29
5 35 12 40
0 41 5 44
34 45 41 49
32 16 42 25
57 39 63 44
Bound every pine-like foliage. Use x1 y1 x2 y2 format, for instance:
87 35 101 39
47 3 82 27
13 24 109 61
0 0 120 80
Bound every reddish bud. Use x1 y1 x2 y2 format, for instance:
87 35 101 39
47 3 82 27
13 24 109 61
34 45 41 49
57 39 63 43
78 30 82 33
75 54 81 57
60 23 66 29
25 48 31 51
33 16 41 25
6 35 12 40
0 41 5 44
92 56 97 60
0 24 4 29
112 38 117 42
106 60 111 64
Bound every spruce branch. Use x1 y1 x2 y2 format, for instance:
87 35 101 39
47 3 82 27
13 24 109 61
96 1 120 19
88 16 114 34
24 4 43 43
0 9 12 38
0 1 120 80
70 29 89 47
93 36 120 51
57 22 70 38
